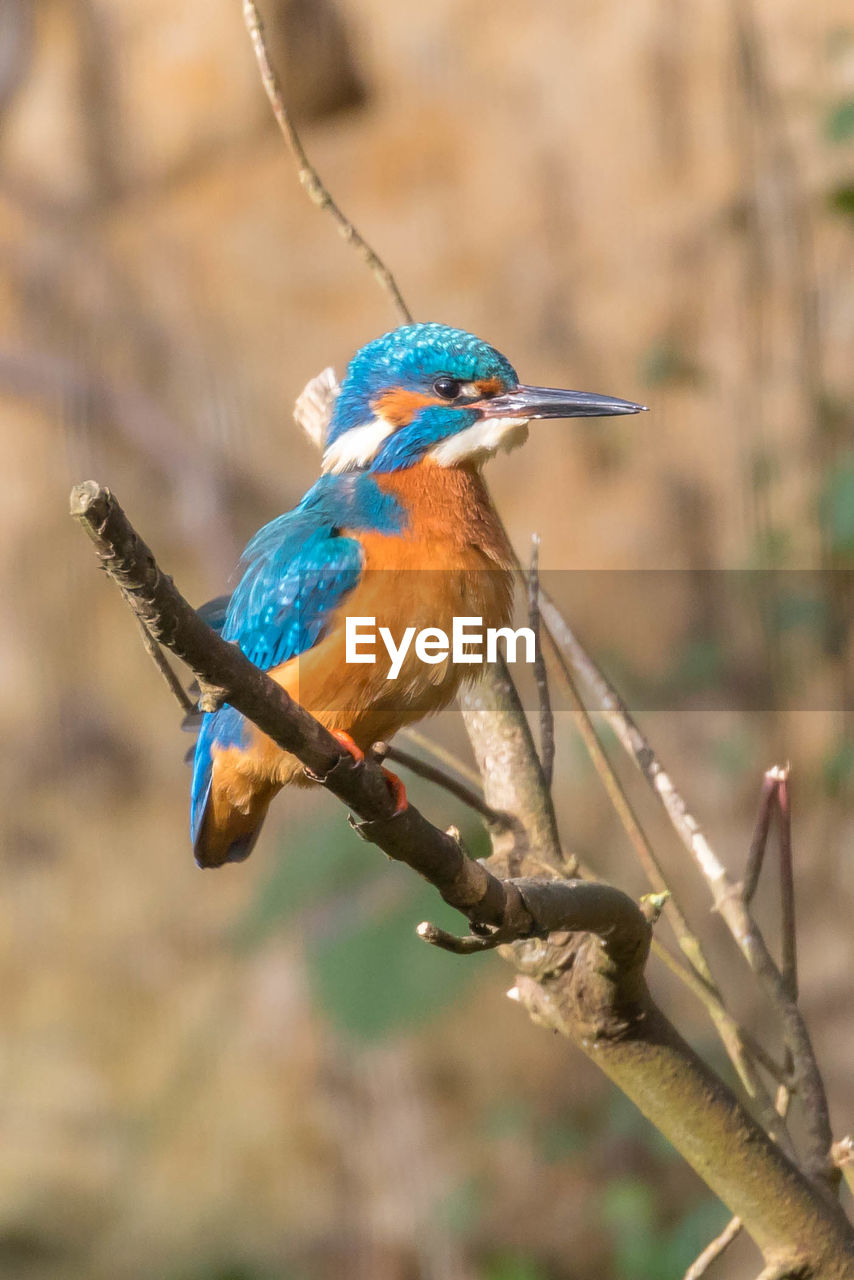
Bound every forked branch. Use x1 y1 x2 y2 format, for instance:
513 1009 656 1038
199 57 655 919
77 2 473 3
539 588 839 1199
72 478 854 1274
70 480 628 951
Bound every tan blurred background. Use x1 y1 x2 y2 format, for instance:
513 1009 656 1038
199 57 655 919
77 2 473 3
3 1 854 1277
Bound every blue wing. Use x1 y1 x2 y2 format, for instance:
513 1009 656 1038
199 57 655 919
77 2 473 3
190 473 406 860
191 519 363 850
223 518 363 669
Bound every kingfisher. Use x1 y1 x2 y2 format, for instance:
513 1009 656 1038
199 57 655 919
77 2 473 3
191 323 644 867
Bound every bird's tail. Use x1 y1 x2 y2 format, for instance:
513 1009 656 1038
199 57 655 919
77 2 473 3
193 796 271 869
190 707 275 868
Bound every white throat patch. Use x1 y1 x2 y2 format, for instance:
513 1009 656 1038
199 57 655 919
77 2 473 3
321 417 395 474
428 417 530 467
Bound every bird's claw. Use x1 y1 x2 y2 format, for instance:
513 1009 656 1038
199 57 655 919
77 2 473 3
329 731 406 814
330 730 365 765
381 767 408 817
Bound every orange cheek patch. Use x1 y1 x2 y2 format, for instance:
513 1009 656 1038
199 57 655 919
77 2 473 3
474 377 505 397
372 388 440 427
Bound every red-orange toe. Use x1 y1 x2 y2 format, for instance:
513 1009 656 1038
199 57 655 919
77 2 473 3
330 730 365 765
381 768 408 816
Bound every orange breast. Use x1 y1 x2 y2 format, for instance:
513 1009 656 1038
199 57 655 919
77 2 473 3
240 461 516 786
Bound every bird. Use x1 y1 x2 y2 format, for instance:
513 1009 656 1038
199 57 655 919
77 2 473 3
191 322 645 868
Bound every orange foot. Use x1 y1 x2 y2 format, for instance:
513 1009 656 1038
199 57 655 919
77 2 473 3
330 729 365 764
330 731 407 815
380 767 408 816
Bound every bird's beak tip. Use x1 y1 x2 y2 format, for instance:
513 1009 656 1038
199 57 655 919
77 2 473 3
480 385 650 420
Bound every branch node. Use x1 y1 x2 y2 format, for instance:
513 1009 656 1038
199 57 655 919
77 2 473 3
416 921 505 954
445 824 470 855
831 1136 853 1168
197 683 228 714
640 890 671 925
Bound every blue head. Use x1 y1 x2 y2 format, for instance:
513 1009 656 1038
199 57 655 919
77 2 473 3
322 322 645 474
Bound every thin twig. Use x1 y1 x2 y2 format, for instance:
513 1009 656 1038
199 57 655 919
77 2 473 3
398 726 484 790
374 741 509 829
417 921 507 954
742 766 783 905
547 632 708 978
683 1214 743 1280
241 0 412 325
134 616 195 715
651 937 788 1086
777 768 797 1003
540 588 839 1197
543 617 790 1138
527 534 554 787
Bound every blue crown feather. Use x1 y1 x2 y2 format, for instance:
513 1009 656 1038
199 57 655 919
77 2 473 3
326 323 518 447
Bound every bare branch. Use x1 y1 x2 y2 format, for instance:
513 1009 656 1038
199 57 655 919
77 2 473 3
71 480 619 953
134 617 195 715
527 534 554 787
684 1081 793 1279
458 655 565 877
540 588 840 1198
743 766 783 905
651 936 789 1087
546 624 710 977
544 611 789 1138
512 965 854 1273
241 0 412 325
72 479 854 1271
777 768 797 1003
419 877 651 961
399 726 484 790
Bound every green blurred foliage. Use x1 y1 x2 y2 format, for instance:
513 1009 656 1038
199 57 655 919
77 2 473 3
669 637 726 694
748 525 792 569
769 590 828 635
483 1254 551 1280
436 1175 485 1237
481 1096 584 1162
233 812 490 1038
823 738 854 798
640 339 704 388
820 452 854 556
825 97 854 142
707 724 759 779
602 1177 729 1280
827 184 854 218
170 1263 278 1280
307 876 479 1038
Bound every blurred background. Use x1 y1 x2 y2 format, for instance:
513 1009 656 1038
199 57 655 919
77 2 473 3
3 1 854 1276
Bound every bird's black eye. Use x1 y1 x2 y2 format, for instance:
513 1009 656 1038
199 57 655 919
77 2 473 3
433 376 462 400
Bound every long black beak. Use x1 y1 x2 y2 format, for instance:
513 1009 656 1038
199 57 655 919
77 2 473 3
479 384 647 419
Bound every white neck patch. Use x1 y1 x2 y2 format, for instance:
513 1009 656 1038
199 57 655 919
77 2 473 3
321 417 395 474
428 417 530 467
